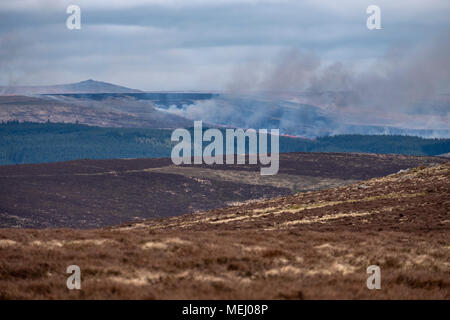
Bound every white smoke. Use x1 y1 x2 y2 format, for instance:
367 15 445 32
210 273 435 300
158 34 450 137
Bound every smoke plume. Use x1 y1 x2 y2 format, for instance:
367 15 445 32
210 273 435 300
164 34 450 137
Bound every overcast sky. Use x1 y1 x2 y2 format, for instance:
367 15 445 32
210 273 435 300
0 0 449 91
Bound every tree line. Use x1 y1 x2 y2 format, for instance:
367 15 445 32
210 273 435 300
0 121 448 165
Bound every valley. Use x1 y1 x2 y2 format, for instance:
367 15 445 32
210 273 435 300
0 152 446 229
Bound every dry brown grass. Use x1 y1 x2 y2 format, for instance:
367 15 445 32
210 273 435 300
0 229 448 299
0 162 449 299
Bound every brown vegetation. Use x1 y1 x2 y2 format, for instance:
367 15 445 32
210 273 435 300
0 152 444 228
0 160 448 299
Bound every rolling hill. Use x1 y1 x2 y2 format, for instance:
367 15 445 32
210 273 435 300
0 79 142 95
0 152 446 228
0 96 193 133
1 80 448 139
0 161 448 299
0 122 449 165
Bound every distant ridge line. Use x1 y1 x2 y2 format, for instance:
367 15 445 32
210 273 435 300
0 79 142 95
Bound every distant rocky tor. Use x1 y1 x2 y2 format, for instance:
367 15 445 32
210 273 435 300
0 79 142 95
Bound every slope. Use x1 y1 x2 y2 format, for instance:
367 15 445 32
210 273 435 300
0 162 448 299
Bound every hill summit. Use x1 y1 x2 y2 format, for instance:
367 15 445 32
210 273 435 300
0 79 142 95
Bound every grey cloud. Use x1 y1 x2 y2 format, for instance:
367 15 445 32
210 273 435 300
0 0 449 92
